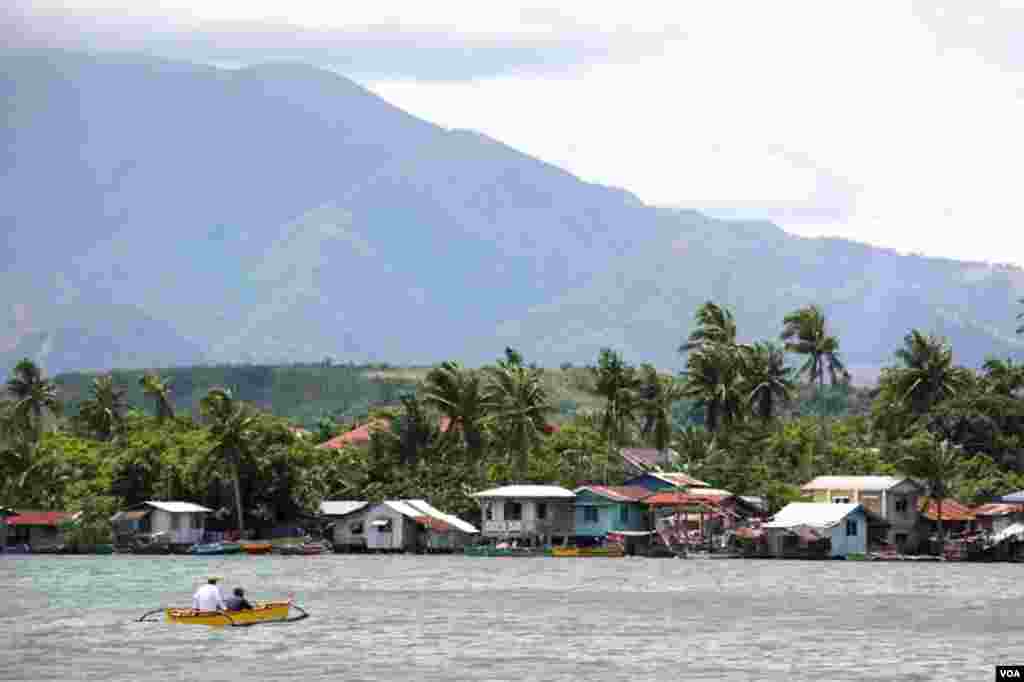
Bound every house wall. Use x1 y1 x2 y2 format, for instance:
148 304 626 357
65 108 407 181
479 498 574 539
331 511 369 548
828 509 868 557
148 510 205 543
364 504 418 551
572 491 649 537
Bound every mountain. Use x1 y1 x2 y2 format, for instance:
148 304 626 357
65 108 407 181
3 49 1023 378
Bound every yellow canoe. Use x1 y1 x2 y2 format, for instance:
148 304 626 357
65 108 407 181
165 601 291 626
551 546 625 558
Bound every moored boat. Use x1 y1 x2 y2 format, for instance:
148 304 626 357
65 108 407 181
274 541 329 555
189 542 242 556
241 542 272 555
164 601 291 626
550 545 625 558
463 544 548 557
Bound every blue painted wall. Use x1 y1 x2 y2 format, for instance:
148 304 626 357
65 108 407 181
573 489 650 537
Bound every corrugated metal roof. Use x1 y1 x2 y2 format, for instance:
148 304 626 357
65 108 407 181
800 476 913 492
7 511 76 526
404 499 478 534
383 500 425 519
144 501 212 513
764 503 860 529
975 503 1022 516
994 522 1024 544
648 472 710 488
1001 490 1024 503
319 501 369 517
110 510 150 522
573 485 653 502
473 485 575 499
918 497 975 522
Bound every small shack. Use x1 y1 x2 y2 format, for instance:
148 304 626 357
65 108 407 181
320 499 477 553
764 503 869 558
5 511 78 552
473 485 576 548
110 501 211 551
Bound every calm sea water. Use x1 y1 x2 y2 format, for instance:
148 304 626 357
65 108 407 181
2 554 1022 681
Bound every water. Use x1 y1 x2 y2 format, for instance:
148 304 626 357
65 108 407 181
3 555 1023 681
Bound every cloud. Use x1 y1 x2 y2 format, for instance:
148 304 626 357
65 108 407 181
3 2 686 81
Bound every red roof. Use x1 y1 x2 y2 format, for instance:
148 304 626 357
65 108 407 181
578 485 653 502
974 503 1023 516
644 492 723 508
919 498 975 522
7 511 75 526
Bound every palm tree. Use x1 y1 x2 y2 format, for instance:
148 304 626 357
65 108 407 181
887 330 970 415
681 343 744 432
741 342 797 422
78 374 127 441
590 348 639 481
5 358 61 443
637 364 684 452
679 301 738 352
898 434 962 552
485 362 552 481
981 357 1024 398
200 387 257 536
421 361 488 461
139 373 175 422
780 305 848 434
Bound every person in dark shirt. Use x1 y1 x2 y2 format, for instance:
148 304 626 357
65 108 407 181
225 587 253 611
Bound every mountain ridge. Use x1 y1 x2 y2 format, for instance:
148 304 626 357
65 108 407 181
2 49 1022 376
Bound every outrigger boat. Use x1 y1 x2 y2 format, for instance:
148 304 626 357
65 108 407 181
188 542 242 556
550 545 625 558
164 601 292 626
240 542 272 555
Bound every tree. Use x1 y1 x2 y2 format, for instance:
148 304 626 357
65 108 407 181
140 373 175 422
589 348 639 481
981 357 1024 398
5 358 61 443
485 362 552 482
897 432 963 552
780 305 848 435
636 364 683 452
679 301 737 352
884 330 970 415
421 361 488 461
79 375 127 441
742 342 796 422
200 388 257 536
681 344 744 432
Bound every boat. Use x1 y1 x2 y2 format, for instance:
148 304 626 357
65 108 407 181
550 545 625 558
274 541 329 555
241 542 272 555
164 601 292 626
189 542 243 556
463 544 548 557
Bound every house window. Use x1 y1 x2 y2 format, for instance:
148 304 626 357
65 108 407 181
833 497 850 504
620 506 629 524
349 521 364 535
505 502 523 521
846 520 858 537
485 503 493 521
584 507 599 523
895 498 908 513
536 503 548 520
372 519 392 533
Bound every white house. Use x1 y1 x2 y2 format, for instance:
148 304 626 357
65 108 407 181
320 499 477 553
764 502 868 558
110 501 211 548
473 485 576 547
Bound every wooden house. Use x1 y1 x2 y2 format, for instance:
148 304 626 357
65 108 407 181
110 501 211 551
800 476 923 552
764 503 869 558
320 499 477 553
473 485 575 547
918 497 975 538
5 511 78 551
572 486 652 551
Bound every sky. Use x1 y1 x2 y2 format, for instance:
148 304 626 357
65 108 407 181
7 1 1024 266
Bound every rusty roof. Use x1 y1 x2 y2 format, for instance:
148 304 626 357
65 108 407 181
574 485 653 502
919 497 975 522
7 511 76 526
974 503 1023 516
645 492 722 508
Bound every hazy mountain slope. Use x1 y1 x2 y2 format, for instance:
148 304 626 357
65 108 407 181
2 49 1022 376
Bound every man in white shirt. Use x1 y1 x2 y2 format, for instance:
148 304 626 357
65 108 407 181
192 576 226 612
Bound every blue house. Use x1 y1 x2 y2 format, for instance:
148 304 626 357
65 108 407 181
623 472 710 493
572 486 653 542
